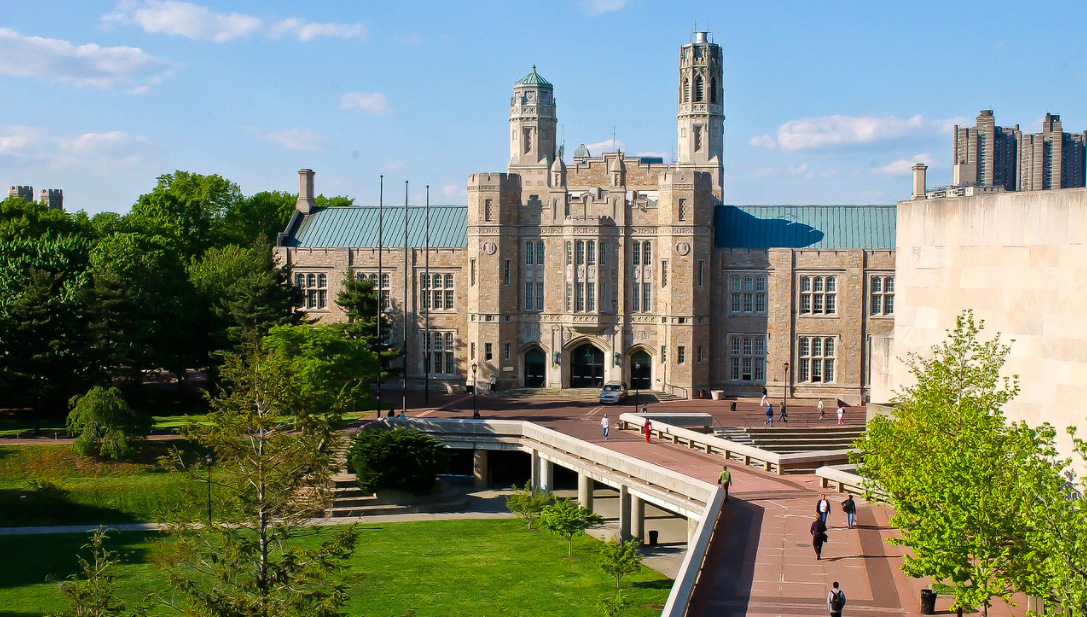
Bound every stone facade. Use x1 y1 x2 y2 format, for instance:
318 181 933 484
275 32 896 404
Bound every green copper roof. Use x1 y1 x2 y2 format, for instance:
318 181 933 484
515 65 552 87
714 205 896 250
288 206 467 248
572 143 590 158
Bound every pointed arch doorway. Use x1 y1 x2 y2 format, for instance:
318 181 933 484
524 349 546 388
630 350 651 391
570 343 604 388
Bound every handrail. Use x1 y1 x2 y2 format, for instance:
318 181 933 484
661 486 724 617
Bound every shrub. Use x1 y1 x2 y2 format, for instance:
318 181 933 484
505 481 553 530
348 427 449 495
66 386 151 461
540 498 604 556
596 538 643 588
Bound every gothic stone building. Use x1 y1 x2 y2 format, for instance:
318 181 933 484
274 32 895 405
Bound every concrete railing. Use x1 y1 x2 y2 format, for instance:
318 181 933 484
620 413 853 474
375 417 721 616
815 464 885 500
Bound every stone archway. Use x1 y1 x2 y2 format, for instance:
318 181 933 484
570 343 605 388
630 349 652 391
524 348 546 388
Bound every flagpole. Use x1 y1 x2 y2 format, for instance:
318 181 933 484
424 185 430 406
403 180 409 417
376 175 383 418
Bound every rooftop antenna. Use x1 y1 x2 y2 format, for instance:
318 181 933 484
561 124 566 157
612 125 616 152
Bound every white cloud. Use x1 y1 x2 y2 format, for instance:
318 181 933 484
103 1 364 42
0 126 159 174
776 114 961 151
442 184 467 200
239 126 324 151
578 0 632 16
788 163 809 175
339 92 392 116
392 33 423 45
0 126 43 157
583 138 624 155
871 153 935 175
383 160 404 171
749 134 776 149
635 151 671 162
0 27 176 91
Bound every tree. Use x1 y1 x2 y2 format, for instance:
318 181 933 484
347 427 450 495
262 323 377 412
53 527 143 617
221 191 296 247
67 386 151 461
505 481 553 530
335 271 400 394
596 538 643 588
540 498 604 557
855 311 1049 615
157 340 359 617
597 590 629 617
129 171 244 258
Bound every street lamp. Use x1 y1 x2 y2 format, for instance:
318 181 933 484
585 349 593 387
633 361 642 414
782 361 790 417
204 453 213 528
471 363 480 419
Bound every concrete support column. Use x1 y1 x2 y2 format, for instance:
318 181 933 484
618 485 631 541
472 449 488 489
577 473 594 511
539 459 554 492
530 449 540 490
630 495 645 544
687 515 701 544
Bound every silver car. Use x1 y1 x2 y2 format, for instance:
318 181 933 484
599 382 628 404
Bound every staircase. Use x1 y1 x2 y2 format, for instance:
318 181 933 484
712 427 755 446
741 426 865 454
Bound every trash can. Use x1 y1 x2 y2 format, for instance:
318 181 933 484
647 530 659 546
919 589 937 615
729 401 737 411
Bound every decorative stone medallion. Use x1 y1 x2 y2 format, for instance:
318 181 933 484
676 241 691 256
482 241 497 255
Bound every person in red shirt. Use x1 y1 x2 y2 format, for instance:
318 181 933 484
643 419 652 443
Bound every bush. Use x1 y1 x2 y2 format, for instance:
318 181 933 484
66 387 151 461
347 427 449 495
505 481 552 530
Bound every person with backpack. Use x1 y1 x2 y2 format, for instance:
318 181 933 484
827 582 846 616
764 404 774 427
810 514 828 560
841 495 857 529
777 402 788 424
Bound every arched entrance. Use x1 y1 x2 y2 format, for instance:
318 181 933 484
630 350 651 390
570 343 604 388
524 349 546 388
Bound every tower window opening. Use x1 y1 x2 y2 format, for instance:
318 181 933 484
682 77 690 103
523 128 532 154
694 74 704 102
710 77 717 104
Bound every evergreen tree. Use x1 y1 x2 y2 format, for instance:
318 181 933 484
334 271 400 387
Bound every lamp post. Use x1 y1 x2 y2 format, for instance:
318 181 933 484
585 349 593 388
633 361 641 414
204 453 213 528
782 361 790 417
472 363 480 419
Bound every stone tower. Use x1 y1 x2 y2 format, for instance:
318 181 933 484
676 32 724 196
509 66 557 183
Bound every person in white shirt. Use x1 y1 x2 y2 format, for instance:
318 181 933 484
817 399 825 419
827 582 846 616
836 405 845 425
600 414 610 439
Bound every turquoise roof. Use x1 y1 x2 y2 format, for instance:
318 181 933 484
515 65 552 87
573 143 590 158
714 205 896 250
288 206 467 248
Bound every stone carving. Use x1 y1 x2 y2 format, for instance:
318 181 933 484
676 241 691 256
482 242 497 255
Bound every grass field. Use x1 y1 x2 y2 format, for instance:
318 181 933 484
0 520 672 617
0 442 216 526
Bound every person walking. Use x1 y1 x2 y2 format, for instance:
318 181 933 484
841 494 857 529
490 376 497 394
601 413 610 440
816 494 831 525
817 399 825 420
764 404 774 427
836 405 845 425
827 582 846 616
777 402 788 424
810 514 828 560
641 403 648 414
759 387 768 407
643 419 653 443
717 464 732 503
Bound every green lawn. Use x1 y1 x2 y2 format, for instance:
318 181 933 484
0 442 215 526
0 520 672 616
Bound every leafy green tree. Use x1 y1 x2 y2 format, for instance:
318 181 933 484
596 538 643 588
348 427 450 495
597 590 629 617
0 196 93 240
855 311 1050 615
53 527 144 617
540 498 604 557
129 171 244 259
67 386 151 461
505 481 553 530
158 342 359 617
262 323 377 412
335 271 400 388
221 191 297 247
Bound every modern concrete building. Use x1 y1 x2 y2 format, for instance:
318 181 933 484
275 32 895 404
952 110 1086 192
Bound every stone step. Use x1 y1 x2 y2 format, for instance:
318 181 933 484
713 427 754 446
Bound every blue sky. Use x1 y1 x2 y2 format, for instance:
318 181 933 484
4 0 1087 213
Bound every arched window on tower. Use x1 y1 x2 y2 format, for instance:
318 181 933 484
682 77 690 103
694 75 704 102
710 77 717 103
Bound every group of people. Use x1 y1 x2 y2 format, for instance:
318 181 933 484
758 389 847 426
599 414 653 443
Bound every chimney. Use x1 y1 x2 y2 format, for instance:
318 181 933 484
296 169 316 214
911 163 928 200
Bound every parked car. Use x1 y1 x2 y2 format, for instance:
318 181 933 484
599 382 628 404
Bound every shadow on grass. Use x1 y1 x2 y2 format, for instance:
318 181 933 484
630 579 673 590
0 485 139 528
0 531 156 590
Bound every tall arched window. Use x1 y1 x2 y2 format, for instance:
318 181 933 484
710 77 717 103
694 75 704 102
682 77 690 103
